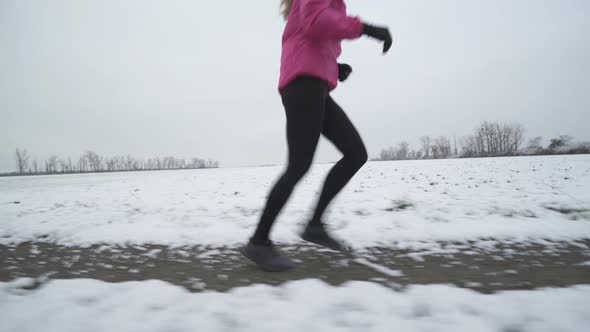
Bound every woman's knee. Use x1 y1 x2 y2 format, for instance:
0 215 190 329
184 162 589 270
285 159 313 180
345 145 368 169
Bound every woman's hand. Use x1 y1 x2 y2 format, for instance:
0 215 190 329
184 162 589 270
363 23 393 54
338 63 353 82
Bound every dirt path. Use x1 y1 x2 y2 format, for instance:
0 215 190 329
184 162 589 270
2 241 589 293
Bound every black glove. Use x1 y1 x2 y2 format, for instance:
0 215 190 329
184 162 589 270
338 63 352 82
363 23 393 54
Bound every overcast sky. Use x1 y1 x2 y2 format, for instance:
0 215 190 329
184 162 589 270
1 0 589 172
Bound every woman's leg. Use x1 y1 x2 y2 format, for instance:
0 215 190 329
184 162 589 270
308 96 368 227
250 78 329 244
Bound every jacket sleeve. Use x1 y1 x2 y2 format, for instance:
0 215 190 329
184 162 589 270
299 0 364 40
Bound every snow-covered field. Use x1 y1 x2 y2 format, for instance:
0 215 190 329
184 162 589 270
1 155 590 331
2 278 589 332
1 155 589 249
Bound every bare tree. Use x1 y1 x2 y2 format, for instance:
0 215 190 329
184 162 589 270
45 155 59 174
106 157 116 172
467 121 525 157
526 136 543 154
115 156 125 171
420 136 431 159
124 155 135 171
434 136 452 159
191 157 207 168
78 156 88 173
15 148 30 174
460 135 477 157
379 146 396 161
430 145 440 159
83 151 102 172
512 124 525 152
397 142 409 160
571 141 590 154
496 122 506 154
58 158 68 173
549 135 573 150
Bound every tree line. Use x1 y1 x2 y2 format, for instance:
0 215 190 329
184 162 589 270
10 149 219 176
376 121 590 161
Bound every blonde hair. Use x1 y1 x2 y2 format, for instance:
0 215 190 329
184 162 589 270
281 0 294 21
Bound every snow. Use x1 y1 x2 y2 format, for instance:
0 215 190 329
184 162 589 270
0 278 588 332
1 155 589 249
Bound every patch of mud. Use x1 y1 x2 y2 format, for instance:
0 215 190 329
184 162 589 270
1 240 589 294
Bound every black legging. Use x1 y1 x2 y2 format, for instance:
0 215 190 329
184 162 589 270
251 76 368 244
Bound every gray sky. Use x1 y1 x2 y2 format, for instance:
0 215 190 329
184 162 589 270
1 0 589 172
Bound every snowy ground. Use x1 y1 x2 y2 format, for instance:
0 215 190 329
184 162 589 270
2 278 590 332
1 155 590 331
1 155 589 249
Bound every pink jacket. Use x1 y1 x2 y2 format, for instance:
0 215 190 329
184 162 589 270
278 0 364 92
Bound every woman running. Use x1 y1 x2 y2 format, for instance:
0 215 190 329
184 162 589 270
242 0 392 271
